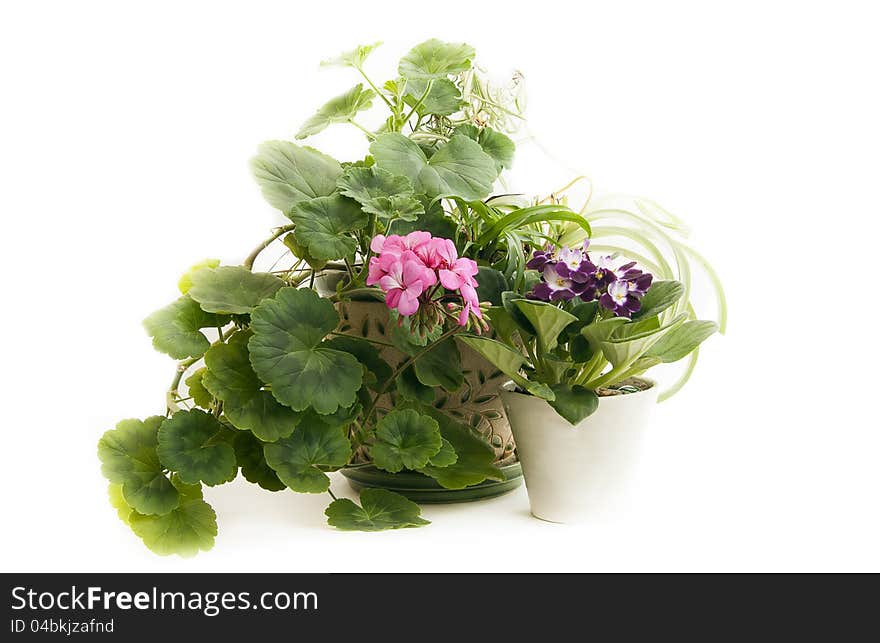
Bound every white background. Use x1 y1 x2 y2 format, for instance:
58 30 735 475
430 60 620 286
1 0 877 572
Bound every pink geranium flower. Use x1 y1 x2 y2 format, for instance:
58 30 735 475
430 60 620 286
370 231 432 258
377 250 436 316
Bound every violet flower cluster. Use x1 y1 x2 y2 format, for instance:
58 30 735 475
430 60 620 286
526 241 653 317
367 231 483 327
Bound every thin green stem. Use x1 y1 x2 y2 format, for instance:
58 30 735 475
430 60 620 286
356 67 393 109
348 119 376 140
327 488 338 502
401 80 433 126
243 224 296 270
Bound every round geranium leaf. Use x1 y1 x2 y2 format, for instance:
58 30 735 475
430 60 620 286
107 484 133 525
157 409 237 486
188 266 284 315
371 409 442 473
177 258 220 294
263 420 352 493
288 195 368 261
184 368 214 409
130 483 217 558
398 39 476 80
295 84 376 140
143 296 230 360
249 288 363 414
250 140 342 213
97 416 179 516
233 431 286 492
203 332 300 442
427 438 458 468
325 489 430 531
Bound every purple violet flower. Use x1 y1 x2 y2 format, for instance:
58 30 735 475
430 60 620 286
530 263 577 301
600 280 643 318
526 245 556 271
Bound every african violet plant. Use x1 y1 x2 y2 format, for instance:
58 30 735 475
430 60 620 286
96 39 588 556
460 239 720 424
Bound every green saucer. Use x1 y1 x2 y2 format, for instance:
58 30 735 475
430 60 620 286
340 462 523 504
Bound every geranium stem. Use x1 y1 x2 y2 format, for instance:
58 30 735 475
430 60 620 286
243 224 296 270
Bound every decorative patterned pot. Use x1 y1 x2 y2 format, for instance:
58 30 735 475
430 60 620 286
335 300 522 503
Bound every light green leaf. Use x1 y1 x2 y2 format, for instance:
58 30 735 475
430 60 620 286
336 166 423 221
263 421 352 493
143 296 229 360
108 483 132 525
408 404 503 489
184 368 214 409
325 488 429 531
296 84 376 139
501 291 535 335
372 409 442 473
387 197 457 239
581 317 631 350
157 409 237 486
203 332 300 442
98 417 179 516
428 438 458 467
249 288 363 414
129 486 217 557
633 280 685 320
250 141 342 213
233 430 286 492
289 194 368 260
548 384 599 425
455 124 515 172
370 133 497 201
188 266 284 315
413 338 463 392
512 299 578 352
404 78 462 115
321 42 382 69
177 258 220 294
282 232 327 271
484 306 518 344
455 335 555 400
645 320 718 363
398 39 475 80
601 314 687 368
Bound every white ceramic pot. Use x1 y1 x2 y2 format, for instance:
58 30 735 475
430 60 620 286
500 379 658 523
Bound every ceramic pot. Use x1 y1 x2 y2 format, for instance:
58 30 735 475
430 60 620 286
500 378 657 523
337 300 517 464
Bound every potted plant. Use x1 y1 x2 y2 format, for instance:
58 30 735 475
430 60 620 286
459 237 723 523
97 39 599 555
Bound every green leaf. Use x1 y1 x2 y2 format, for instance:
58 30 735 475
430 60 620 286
289 194 368 261
388 196 458 239
512 299 578 352
645 320 718 363
325 488 429 531
455 335 555 400
233 431 286 492
475 266 508 306
484 306 518 344
129 486 217 557
413 338 463 392
107 483 132 525
370 133 497 201
633 280 685 320
249 288 363 414
325 336 392 392
372 409 442 473
263 421 352 493
177 258 220 294
203 332 301 441
156 410 237 486
454 124 514 172
321 42 382 69
98 417 179 516
407 404 503 489
184 369 214 409
188 266 284 315
565 301 600 337
581 317 630 351
569 335 594 362
282 232 327 271
396 366 435 404
296 84 376 139
428 438 458 467
548 384 599 425
143 296 229 360
601 315 687 368
404 78 462 116
398 39 476 80
501 291 535 335
336 166 423 221
250 141 342 213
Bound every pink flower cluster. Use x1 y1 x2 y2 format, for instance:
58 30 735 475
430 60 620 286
366 231 481 326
